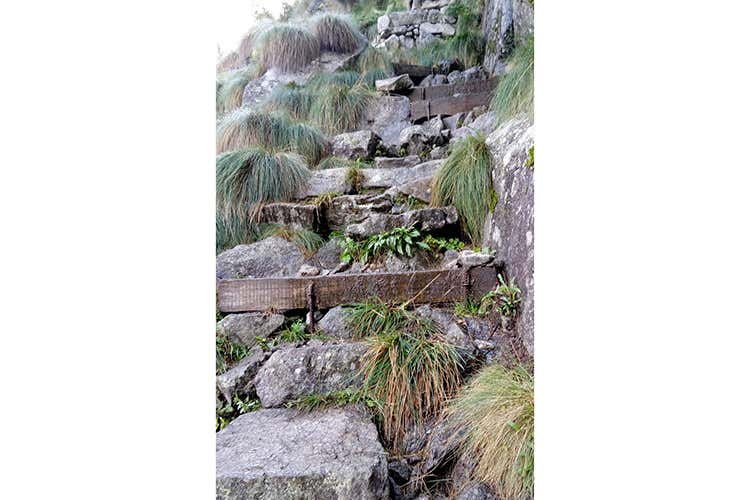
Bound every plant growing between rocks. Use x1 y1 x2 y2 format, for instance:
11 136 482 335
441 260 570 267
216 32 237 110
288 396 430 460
431 134 494 244
311 13 366 53
255 22 321 73
216 65 259 115
491 35 534 123
445 363 534 498
260 225 326 257
339 225 432 264
310 82 376 134
216 394 261 431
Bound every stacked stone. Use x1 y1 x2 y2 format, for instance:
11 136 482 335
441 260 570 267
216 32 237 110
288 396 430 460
374 0 458 51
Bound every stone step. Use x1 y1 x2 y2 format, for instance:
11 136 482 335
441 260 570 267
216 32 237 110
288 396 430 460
216 408 388 499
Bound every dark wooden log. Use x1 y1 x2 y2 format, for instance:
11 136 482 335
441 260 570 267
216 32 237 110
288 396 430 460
410 91 494 121
406 77 498 102
217 267 498 313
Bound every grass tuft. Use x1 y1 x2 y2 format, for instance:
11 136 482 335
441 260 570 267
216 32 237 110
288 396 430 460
216 148 310 249
256 23 320 73
216 109 331 166
263 84 315 122
491 36 534 123
311 82 375 135
261 225 325 256
311 13 365 54
285 388 378 411
431 134 494 244
445 363 534 498
216 65 257 115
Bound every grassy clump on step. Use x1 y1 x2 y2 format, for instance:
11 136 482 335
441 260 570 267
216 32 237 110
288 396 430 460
311 13 366 53
217 109 331 166
216 64 259 115
431 134 494 244
445 363 534 498
491 36 534 123
255 22 321 73
260 225 326 257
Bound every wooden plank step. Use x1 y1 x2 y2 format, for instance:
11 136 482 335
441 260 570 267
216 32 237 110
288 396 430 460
410 91 494 121
406 77 498 102
217 267 498 313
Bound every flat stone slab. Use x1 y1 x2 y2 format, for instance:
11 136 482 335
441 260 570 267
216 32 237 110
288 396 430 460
216 408 388 500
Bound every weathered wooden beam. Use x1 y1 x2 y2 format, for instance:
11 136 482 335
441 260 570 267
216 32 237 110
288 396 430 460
410 91 494 121
217 267 498 313
406 77 498 102
393 63 434 79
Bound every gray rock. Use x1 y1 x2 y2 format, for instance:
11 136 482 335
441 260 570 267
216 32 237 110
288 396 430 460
331 130 380 160
296 264 320 277
377 14 391 32
297 168 352 198
253 341 368 407
456 482 498 500
216 408 388 500
258 202 318 231
216 237 304 279
216 347 269 403
420 22 456 36
418 73 448 86
316 306 353 339
385 175 434 203
362 95 411 146
447 70 464 85
458 250 495 267
383 34 401 51
462 315 497 340
374 155 421 169
398 116 447 155
345 206 458 238
217 312 286 348
483 116 534 355
307 238 343 270
465 111 498 135
463 66 488 81
430 145 450 159
482 0 534 76
375 74 414 93
362 159 444 189
326 194 394 231
443 112 467 132
416 305 474 353
422 0 452 8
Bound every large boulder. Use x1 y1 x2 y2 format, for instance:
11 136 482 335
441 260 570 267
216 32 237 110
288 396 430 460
297 168 354 198
345 206 458 238
216 347 270 403
258 202 319 231
483 116 534 355
216 408 388 500
253 340 368 407
331 130 380 160
362 159 444 188
385 175 434 203
316 306 354 339
217 312 285 348
216 237 304 279
375 74 414 93
326 194 394 231
362 95 411 147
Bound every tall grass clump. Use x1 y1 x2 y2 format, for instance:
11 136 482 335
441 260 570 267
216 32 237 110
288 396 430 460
216 109 330 166
306 70 362 91
217 51 242 72
310 83 375 135
216 212 262 252
445 364 534 498
355 301 464 452
357 46 394 75
491 36 534 123
256 23 320 73
311 13 365 54
216 148 310 245
431 134 494 244
264 84 315 122
216 65 257 115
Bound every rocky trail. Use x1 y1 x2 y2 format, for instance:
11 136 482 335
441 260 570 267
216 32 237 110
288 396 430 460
216 0 534 498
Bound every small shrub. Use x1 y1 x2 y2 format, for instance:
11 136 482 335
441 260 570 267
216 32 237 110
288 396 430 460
491 36 534 123
423 235 465 253
445 363 534 498
345 164 365 192
256 23 320 73
431 134 493 244
310 83 376 135
311 13 365 54
279 319 308 343
216 148 310 244
339 225 431 264
453 298 483 317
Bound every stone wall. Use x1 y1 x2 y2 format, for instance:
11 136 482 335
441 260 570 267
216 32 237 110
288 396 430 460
374 1 458 51
481 0 534 75
482 117 534 356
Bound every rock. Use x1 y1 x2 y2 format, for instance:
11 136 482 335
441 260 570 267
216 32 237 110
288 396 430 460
458 250 495 267
462 316 497 340
216 347 269 403
317 306 353 339
447 70 464 85
456 482 498 500
258 202 319 231
482 0 534 76
362 159 445 189
326 194 394 231
416 305 474 353
418 72 448 86
217 312 286 348
374 155 421 169
216 237 304 279
422 0 452 8
383 34 401 51
388 459 411 484
483 116 534 355
345 206 458 238
398 118 447 156
379 252 434 273
375 74 414 93
331 130 381 160
362 95 411 146
377 14 391 32
420 22 455 36
443 112 467 132
401 37 415 49
430 145 450 159
463 66 488 81
216 408 388 500
253 341 368 407
297 168 352 198
296 264 320 277
385 175 434 203
453 112 498 142
307 238 343 270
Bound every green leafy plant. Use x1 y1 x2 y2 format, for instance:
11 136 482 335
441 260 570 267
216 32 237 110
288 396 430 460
311 13 366 53
423 235 465 253
453 298 483 317
491 36 534 123
339 225 431 264
526 144 534 169
216 394 262 431
255 23 320 73
216 147 310 247
431 134 494 244
480 274 523 317
445 363 534 498
279 319 308 343
216 333 251 374
216 109 331 166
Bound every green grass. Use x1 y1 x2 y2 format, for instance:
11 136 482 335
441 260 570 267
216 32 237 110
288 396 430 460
216 148 311 247
260 225 326 256
285 388 379 411
306 70 363 91
279 319 308 343
356 46 394 76
479 273 523 317
310 82 376 134
216 65 257 115
216 331 252 374
216 109 330 166
357 303 464 452
431 134 494 244
256 23 320 73
311 13 365 54
216 212 263 253
491 36 534 123
263 84 315 122
445 363 534 498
